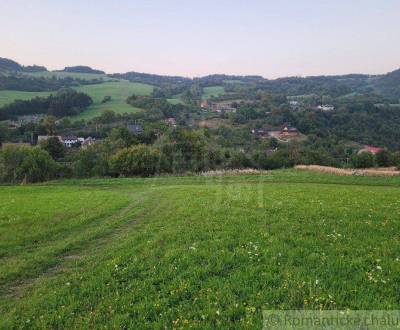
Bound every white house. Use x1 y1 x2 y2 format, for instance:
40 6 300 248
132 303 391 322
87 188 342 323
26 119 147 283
317 104 335 111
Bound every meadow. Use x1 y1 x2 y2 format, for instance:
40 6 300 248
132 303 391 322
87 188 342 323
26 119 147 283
72 81 154 120
202 86 225 99
0 80 154 120
1 170 400 328
0 90 52 108
24 71 112 81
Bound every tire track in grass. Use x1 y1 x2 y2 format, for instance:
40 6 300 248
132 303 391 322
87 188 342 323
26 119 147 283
2 190 158 299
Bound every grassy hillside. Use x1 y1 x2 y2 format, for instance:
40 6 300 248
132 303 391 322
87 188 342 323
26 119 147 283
203 85 225 99
71 81 154 120
0 90 52 107
0 80 154 120
24 70 112 81
1 170 400 328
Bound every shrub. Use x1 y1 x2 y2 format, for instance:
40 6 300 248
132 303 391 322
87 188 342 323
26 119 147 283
111 144 162 177
351 152 376 168
0 146 58 183
375 150 391 167
40 137 65 160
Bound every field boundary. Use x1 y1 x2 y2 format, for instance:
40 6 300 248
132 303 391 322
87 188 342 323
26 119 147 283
295 165 400 177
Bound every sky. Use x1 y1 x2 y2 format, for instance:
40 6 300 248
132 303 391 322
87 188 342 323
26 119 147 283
1 0 400 78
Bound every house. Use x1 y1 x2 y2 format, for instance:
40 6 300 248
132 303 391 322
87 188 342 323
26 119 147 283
81 137 96 149
211 102 236 113
289 100 299 109
251 128 269 138
165 118 177 127
61 136 81 148
358 145 384 155
317 104 335 111
280 126 299 137
127 124 144 135
5 120 20 129
37 135 93 148
200 100 209 109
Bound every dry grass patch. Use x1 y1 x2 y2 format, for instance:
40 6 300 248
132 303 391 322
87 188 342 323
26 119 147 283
295 165 400 177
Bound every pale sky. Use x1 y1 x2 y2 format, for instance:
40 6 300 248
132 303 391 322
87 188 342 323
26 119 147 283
1 0 400 78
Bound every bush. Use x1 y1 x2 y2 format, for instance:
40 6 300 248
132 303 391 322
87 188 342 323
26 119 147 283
19 148 59 183
351 152 376 168
40 137 65 160
375 150 391 167
111 144 162 177
0 146 58 183
73 146 112 178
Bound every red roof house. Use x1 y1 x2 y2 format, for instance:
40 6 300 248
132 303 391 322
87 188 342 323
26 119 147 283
358 145 384 155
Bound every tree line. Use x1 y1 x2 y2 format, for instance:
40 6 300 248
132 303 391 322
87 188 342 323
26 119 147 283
2 125 400 184
0 89 93 120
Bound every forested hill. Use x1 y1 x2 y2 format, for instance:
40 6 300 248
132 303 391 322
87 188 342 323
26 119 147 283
0 57 22 72
111 71 191 86
59 66 105 74
1 56 399 99
373 68 400 98
113 68 400 99
0 57 48 74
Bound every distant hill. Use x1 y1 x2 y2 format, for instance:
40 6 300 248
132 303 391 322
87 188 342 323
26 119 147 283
0 57 48 73
372 68 400 99
60 66 105 74
111 71 191 86
23 65 48 73
0 57 22 72
0 56 399 99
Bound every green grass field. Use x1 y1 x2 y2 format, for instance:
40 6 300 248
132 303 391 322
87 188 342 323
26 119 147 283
167 97 184 105
24 71 112 81
203 86 225 100
0 76 154 120
1 170 400 328
0 90 52 108
71 81 154 120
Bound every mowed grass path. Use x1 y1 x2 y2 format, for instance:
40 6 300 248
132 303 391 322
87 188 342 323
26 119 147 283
1 170 400 328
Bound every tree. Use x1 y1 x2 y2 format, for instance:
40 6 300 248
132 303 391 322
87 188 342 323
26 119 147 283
351 152 375 168
375 150 391 167
0 146 28 182
0 123 8 146
42 116 57 135
0 146 58 183
40 137 65 160
101 96 111 104
269 137 279 149
108 127 137 148
18 148 58 183
96 110 116 123
111 144 162 177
